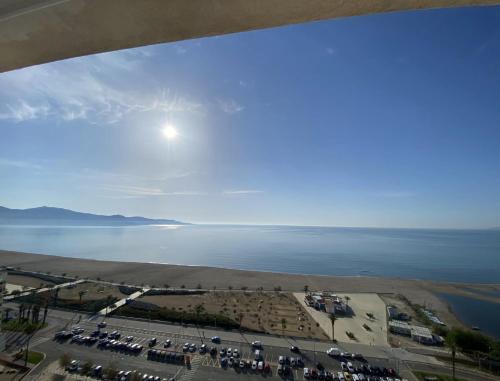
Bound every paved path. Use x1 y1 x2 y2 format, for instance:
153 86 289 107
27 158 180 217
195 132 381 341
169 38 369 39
4 280 86 301
94 288 150 317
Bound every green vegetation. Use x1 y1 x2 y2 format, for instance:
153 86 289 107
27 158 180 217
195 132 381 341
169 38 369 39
16 292 118 313
59 353 71 368
118 285 141 295
8 270 68 285
414 371 466 381
14 350 44 364
1 319 47 333
114 304 239 330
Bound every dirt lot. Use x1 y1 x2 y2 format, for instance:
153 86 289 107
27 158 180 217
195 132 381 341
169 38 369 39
56 282 128 302
141 291 329 339
295 292 388 346
5 274 55 289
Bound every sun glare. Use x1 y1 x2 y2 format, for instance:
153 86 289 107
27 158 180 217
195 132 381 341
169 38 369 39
163 125 178 140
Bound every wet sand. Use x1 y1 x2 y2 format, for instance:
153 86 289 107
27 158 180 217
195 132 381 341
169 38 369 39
2 249 497 328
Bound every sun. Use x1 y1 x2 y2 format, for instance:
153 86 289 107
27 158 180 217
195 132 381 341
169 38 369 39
162 125 178 140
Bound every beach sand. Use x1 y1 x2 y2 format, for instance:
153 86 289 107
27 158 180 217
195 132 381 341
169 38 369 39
3 249 496 329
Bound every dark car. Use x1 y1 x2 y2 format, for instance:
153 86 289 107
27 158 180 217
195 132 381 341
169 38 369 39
290 346 300 353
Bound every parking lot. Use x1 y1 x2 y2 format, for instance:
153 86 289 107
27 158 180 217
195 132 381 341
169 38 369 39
49 320 403 381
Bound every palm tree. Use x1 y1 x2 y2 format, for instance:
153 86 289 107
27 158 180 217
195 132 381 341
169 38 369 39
329 315 337 342
281 318 287 336
238 312 244 330
345 296 351 306
78 290 87 304
446 329 459 380
53 288 60 307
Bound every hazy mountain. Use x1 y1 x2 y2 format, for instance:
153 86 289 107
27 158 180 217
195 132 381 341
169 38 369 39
0 206 187 226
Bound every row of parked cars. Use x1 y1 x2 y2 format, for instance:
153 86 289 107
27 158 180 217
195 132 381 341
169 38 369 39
146 349 185 364
65 359 175 381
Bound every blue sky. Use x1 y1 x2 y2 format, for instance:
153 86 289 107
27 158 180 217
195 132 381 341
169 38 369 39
1 6 500 228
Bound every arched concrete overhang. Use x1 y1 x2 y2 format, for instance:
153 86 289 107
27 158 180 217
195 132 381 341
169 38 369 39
1 0 499 73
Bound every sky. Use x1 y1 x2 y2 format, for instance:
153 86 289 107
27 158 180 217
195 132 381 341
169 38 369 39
1 6 500 228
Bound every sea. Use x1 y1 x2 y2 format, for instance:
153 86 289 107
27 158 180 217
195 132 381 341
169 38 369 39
2 223 500 337
1 224 500 283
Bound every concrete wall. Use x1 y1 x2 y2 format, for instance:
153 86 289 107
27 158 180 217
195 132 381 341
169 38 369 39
1 0 500 72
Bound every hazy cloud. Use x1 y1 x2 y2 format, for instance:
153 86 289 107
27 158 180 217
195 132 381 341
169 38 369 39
376 191 416 198
217 98 244 114
223 190 264 195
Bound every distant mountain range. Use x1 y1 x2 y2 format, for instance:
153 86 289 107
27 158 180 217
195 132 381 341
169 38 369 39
0 206 187 226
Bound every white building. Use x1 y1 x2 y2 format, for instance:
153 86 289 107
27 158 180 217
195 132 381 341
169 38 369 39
388 320 435 345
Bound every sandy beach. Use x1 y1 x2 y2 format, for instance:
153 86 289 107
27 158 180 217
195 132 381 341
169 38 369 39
3 249 499 329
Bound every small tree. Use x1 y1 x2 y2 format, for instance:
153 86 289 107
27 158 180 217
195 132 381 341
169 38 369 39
59 353 71 369
82 360 93 375
304 285 309 293
181 284 186 289
104 362 118 380
196 283 202 289
228 285 233 290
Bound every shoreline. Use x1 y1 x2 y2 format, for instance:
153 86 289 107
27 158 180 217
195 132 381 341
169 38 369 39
3 249 500 330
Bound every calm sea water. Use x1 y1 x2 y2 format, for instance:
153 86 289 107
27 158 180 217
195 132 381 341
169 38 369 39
1 224 500 283
438 293 500 339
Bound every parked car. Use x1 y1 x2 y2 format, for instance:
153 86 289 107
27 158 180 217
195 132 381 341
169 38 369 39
258 361 264 371
148 338 157 347
251 360 258 370
304 368 311 379
327 347 340 356
290 345 300 352
211 336 221 343
163 339 171 348
97 321 107 328
251 341 263 349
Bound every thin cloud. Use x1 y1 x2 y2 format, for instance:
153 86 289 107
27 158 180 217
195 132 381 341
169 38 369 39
217 98 244 114
326 47 336 56
223 190 264 195
98 184 206 197
0 51 201 125
376 191 416 198
0 158 43 169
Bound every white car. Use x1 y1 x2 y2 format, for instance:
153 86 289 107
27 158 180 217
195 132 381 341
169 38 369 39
338 372 345 381
327 347 340 356
251 360 258 370
304 368 311 379
358 374 365 381
227 348 232 356
352 375 359 381
258 361 264 371
341 362 347 371
233 348 239 357
347 362 355 373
